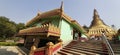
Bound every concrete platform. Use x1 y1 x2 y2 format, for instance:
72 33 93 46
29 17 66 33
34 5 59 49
0 46 23 55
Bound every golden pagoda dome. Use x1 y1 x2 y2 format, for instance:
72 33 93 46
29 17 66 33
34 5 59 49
88 9 117 40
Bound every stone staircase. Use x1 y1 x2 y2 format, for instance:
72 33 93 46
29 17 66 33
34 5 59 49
17 46 29 55
55 40 109 55
111 43 120 55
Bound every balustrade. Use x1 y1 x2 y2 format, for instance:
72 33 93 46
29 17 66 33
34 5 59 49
29 46 46 55
29 39 63 55
101 33 115 55
46 39 63 55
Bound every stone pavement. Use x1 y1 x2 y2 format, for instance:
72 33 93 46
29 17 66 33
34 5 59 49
0 46 22 55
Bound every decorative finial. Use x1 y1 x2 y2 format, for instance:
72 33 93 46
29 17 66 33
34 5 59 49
94 9 99 16
60 1 64 12
93 8 100 19
37 10 41 16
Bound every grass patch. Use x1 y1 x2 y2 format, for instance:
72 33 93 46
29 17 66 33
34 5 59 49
0 42 16 46
0 42 24 46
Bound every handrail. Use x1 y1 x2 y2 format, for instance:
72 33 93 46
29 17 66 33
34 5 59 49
46 39 63 55
52 42 62 53
29 39 63 55
29 46 46 55
102 33 115 55
34 47 46 52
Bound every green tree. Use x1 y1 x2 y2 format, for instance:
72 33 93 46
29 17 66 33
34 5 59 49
0 16 26 38
16 23 26 32
0 16 17 38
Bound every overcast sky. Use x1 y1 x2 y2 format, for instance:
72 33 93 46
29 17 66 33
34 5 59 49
0 0 120 29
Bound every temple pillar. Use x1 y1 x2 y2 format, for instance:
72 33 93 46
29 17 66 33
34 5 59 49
46 42 54 55
24 36 34 49
29 37 40 55
33 37 40 47
24 36 27 47
29 45 36 55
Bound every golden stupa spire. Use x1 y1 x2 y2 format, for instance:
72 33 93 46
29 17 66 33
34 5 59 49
90 9 106 28
88 9 116 40
93 9 100 19
94 9 99 16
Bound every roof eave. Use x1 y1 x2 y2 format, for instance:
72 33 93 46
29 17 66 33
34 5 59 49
25 9 61 26
71 20 86 33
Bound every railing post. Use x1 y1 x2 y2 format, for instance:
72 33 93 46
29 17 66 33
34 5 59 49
58 39 63 46
29 45 36 55
29 37 40 55
46 42 54 55
58 39 63 50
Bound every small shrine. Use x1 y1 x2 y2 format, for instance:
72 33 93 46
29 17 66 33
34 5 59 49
16 2 86 55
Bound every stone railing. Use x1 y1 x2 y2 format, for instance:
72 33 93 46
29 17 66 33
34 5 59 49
29 46 46 55
46 39 63 55
29 39 63 55
18 23 60 36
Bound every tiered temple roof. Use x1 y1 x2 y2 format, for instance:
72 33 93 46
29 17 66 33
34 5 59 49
88 9 116 39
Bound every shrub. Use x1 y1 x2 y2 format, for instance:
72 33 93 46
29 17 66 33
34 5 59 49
0 42 17 46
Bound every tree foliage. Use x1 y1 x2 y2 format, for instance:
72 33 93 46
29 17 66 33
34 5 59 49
0 16 25 38
16 23 26 32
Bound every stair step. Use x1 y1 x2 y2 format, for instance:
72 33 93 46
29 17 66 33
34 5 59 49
63 47 100 55
61 49 86 55
111 44 120 54
65 46 106 52
113 49 120 51
57 40 109 55
54 53 62 55
18 47 29 54
114 51 120 53
69 43 102 47
58 51 73 55
75 45 102 48
65 45 108 54
66 45 103 51
16 46 29 55
75 44 102 47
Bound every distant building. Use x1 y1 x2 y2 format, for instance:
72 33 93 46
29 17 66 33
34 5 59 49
16 2 86 55
87 9 117 40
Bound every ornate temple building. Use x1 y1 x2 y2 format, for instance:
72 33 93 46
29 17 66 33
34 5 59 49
16 2 86 55
87 9 117 40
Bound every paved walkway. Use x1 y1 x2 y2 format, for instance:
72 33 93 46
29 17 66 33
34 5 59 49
0 46 22 55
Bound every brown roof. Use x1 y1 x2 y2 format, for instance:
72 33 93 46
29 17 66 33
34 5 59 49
17 24 60 36
71 20 86 33
26 8 74 26
25 3 85 33
25 9 61 26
